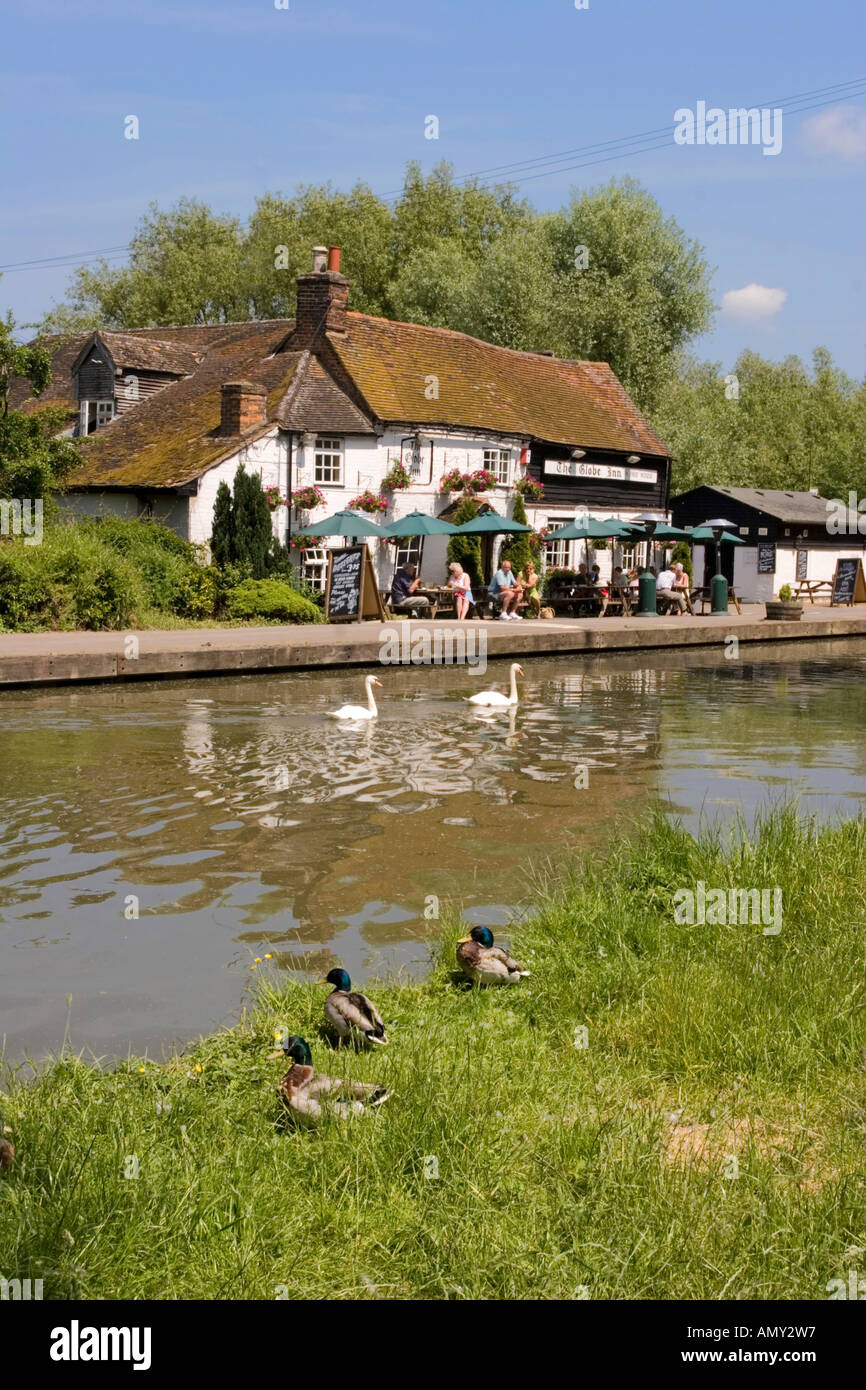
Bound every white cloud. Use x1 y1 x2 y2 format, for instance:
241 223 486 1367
721 284 787 322
802 105 866 160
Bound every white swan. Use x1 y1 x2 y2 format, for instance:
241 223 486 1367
329 675 382 721
465 662 523 708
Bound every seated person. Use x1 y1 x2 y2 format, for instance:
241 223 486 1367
518 559 541 617
656 565 688 614
589 563 602 586
611 565 629 588
447 561 474 620
576 563 590 584
671 562 690 590
390 563 430 613
489 558 523 620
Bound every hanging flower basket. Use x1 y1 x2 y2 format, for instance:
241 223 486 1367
382 460 412 492
439 468 497 495
514 476 545 501
289 533 316 550
265 486 287 511
348 490 389 516
292 484 325 511
468 468 496 493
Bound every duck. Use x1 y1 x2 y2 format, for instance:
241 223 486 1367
456 925 530 985
0 1133 13 1172
329 675 382 721
321 968 387 1047
465 663 523 708
271 1034 391 1126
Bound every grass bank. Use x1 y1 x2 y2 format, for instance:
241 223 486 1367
2 807 865 1300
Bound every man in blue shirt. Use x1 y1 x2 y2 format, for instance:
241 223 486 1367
390 564 430 614
489 559 523 620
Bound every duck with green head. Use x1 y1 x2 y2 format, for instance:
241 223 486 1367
270 1033 390 1126
320 967 387 1048
456 926 530 985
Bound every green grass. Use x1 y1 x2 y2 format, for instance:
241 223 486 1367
2 806 866 1300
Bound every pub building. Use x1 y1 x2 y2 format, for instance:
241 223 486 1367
671 486 866 603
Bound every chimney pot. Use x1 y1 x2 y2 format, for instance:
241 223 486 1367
292 247 350 346
328 246 341 273
312 245 328 273
220 380 267 436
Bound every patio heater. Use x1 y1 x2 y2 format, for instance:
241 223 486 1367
701 518 735 615
633 513 665 618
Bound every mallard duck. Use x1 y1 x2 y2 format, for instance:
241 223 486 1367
465 663 523 708
329 675 382 721
321 967 387 1048
456 925 530 985
271 1034 390 1126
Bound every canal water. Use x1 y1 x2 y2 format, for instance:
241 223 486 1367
2 637 866 1060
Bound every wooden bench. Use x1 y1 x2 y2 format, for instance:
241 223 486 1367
794 579 833 604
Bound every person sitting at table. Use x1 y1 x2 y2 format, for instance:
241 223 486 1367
489 558 523 620
612 566 629 588
671 562 689 590
589 563 602 586
390 563 430 615
656 563 688 614
518 559 541 617
576 563 590 583
447 561 474 620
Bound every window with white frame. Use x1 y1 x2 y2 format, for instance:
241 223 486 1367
300 546 327 592
80 399 115 435
620 544 637 570
314 437 343 485
483 448 511 486
544 525 573 571
394 538 424 571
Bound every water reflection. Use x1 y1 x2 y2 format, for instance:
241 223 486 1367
2 639 866 1057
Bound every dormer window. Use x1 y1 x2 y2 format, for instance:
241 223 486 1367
80 399 115 435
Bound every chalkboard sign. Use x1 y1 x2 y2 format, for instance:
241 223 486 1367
327 546 364 620
796 549 808 581
324 544 387 623
757 542 776 575
830 557 866 607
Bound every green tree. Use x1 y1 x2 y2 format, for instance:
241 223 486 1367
446 495 482 590
0 315 81 498
499 491 532 576
670 540 693 580
230 466 272 578
210 480 234 566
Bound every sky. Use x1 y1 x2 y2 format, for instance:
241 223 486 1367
1 0 864 377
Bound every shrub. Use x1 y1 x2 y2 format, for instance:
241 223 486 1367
446 496 482 589
225 578 323 624
0 525 144 631
498 491 532 577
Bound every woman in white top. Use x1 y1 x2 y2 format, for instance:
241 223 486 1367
447 561 474 620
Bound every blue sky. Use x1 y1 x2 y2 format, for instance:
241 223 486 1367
2 0 864 377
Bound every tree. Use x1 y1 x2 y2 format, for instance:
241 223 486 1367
0 315 81 499
210 480 234 566
446 495 482 590
671 540 693 580
498 491 532 576
230 466 272 577
653 348 866 500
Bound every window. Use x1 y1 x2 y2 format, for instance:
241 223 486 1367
620 544 637 570
80 399 115 435
301 546 327 592
483 448 511 486
394 538 424 570
544 524 573 571
314 437 343 485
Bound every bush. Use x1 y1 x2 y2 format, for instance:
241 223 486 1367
225 578 323 624
446 496 483 589
671 540 693 581
0 525 145 631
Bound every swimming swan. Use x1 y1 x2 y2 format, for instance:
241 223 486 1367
465 663 523 708
329 675 382 721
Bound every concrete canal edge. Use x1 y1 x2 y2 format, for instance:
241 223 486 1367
1 608 866 688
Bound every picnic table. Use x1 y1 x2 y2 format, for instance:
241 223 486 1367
794 579 832 603
547 583 630 617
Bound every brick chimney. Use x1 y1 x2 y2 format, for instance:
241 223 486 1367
293 245 349 346
220 381 267 435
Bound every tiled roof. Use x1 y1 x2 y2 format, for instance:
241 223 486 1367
330 313 669 456
23 308 669 491
676 486 838 525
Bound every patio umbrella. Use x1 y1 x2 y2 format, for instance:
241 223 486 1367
299 509 390 539
651 523 693 540
600 518 645 537
688 527 745 545
454 512 532 534
383 511 458 536
543 518 613 541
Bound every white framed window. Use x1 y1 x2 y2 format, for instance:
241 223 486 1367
394 538 424 570
301 546 327 592
620 544 637 570
314 437 343 485
80 399 115 435
483 448 511 486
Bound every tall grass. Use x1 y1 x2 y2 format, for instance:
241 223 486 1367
1 808 865 1300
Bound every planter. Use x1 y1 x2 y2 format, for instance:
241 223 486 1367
765 601 804 621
